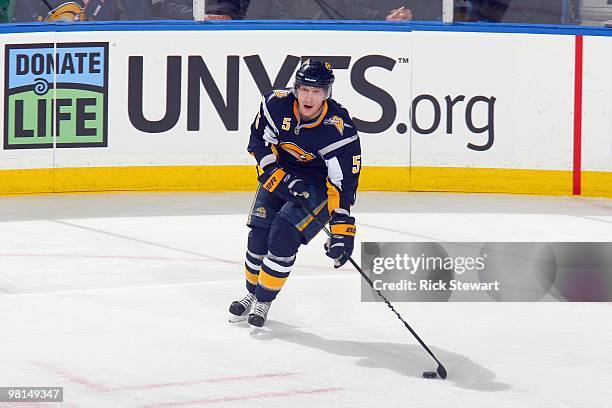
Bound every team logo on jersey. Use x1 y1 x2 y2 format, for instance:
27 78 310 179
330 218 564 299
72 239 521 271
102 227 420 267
279 142 316 163
4 42 109 150
325 62 332 71
273 89 290 98
254 207 267 219
324 115 351 136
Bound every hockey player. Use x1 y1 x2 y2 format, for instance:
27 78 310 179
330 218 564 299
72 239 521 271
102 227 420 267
229 60 361 328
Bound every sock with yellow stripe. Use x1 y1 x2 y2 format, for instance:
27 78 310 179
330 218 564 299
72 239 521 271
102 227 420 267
245 249 264 294
254 216 302 302
244 227 269 293
256 252 296 302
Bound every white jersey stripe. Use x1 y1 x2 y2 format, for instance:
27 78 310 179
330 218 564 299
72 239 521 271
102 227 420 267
318 134 358 157
261 98 279 135
325 157 344 189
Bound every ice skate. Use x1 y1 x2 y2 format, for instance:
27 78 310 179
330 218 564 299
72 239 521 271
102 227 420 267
248 299 271 334
228 292 255 323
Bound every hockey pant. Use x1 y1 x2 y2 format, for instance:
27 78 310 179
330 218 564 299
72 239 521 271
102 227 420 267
243 182 331 302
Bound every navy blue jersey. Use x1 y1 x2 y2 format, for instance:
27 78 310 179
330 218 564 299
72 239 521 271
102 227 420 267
248 89 361 215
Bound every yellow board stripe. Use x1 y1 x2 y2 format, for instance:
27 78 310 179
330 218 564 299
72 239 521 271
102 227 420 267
410 167 572 195
258 270 287 291
0 168 54 194
245 267 259 285
54 165 258 193
0 165 611 198
360 166 411 191
582 171 612 197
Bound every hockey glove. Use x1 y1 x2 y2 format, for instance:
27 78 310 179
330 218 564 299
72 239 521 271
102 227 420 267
324 214 356 268
258 165 308 199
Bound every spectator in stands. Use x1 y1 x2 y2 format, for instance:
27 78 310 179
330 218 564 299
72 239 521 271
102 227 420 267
152 0 192 19
405 0 443 21
381 1 443 21
12 0 153 22
462 0 509 22
151 0 251 20
463 0 563 24
245 0 413 20
0 0 15 23
208 0 252 19
502 0 563 24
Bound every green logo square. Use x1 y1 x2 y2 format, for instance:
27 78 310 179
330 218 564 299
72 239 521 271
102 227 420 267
4 42 109 150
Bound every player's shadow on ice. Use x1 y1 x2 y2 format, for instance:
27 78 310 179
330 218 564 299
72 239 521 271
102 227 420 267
252 321 510 392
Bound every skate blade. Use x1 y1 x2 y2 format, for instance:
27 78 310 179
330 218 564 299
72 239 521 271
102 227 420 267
249 324 267 336
228 314 248 323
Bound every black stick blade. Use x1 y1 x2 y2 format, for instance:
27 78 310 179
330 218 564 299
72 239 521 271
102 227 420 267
437 364 448 379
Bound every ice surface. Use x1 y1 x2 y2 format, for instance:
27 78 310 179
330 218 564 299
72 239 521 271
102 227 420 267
0 192 611 407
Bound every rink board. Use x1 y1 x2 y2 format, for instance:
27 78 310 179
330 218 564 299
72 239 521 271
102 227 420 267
0 21 610 196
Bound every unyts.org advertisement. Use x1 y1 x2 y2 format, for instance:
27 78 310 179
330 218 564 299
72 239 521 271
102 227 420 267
0 26 596 192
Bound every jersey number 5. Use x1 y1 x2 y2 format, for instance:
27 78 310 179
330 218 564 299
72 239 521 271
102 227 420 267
282 117 291 131
352 155 361 174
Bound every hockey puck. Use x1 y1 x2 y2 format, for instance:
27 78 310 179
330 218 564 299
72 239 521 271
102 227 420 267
422 371 437 379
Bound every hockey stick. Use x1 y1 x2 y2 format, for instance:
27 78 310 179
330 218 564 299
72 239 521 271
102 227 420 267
296 195 448 379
